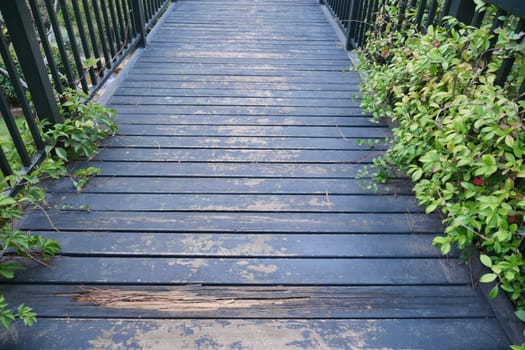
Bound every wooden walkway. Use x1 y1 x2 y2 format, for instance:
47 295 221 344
0 0 514 348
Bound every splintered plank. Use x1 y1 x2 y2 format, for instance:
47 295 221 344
46 193 422 213
10 257 470 284
17 212 443 233
0 318 509 350
0 285 491 319
43 177 412 195
37 233 443 257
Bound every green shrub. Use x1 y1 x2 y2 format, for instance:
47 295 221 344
358 0 525 321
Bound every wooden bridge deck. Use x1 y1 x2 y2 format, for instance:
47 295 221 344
0 0 514 348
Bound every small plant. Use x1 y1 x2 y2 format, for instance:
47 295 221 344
0 88 117 328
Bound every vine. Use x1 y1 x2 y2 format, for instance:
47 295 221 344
0 88 117 327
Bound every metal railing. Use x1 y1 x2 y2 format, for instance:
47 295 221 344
320 0 524 93
0 0 170 189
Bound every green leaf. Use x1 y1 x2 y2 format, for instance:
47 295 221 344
0 315 12 329
515 309 525 322
480 273 498 283
440 242 451 255
480 255 492 268
505 135 515 148
411 169 423 181
0 197 16 206
54 147 68 161
488 285 499 299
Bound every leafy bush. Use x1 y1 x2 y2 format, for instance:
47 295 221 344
0 88 117 328
358 0 525 319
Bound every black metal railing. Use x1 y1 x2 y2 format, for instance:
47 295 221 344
321 0 524 48
320 0 524 93
0 0 170 190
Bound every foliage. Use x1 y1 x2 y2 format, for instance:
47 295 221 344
357 0 525 330
0 88 117 328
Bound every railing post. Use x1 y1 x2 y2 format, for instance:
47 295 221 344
447 0 476 25
131 0 147 47
345 0 359 50
0 1 63 125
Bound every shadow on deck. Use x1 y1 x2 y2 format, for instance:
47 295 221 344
0 0 514 348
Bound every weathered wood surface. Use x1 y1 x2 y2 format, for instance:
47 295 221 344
0 0 512 348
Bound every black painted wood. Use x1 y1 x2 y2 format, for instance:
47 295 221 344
43 177 412 194
0 319 510 350
37 232 445 257
2 0 512 348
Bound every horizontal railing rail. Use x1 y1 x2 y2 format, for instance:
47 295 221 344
0 0 171 192
321 0 524 93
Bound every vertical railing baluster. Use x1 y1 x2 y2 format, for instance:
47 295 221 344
415 0 428 28
495 19 524 87
116 0 130 47
82 0 105 77
72 0 98 88
58 0 89 92
446 0 476 24
0 89 31 168
0 146 13 177
108 1 123 50
0 35 44 150
100 0 118 59
131 0 148 47
483 9 507 64
92 0 113 70
28 0 64 94
424 0 439 28
44 0 77 88
0 0 63 125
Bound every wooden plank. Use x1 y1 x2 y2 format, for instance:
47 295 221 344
109 96 360 108
110 105 362 116
67 162 374 178
46 193 422 213
17 211 443 233
39 232 443 257
0 318 510 349
0 285 490 318
119 80 361 92
123 69 354 79
92 149 381 163
124 73 359 84
136 56 352 66
113 88 358 99
115 125 390 138
9 257 470 284
105 136 385 150
117 80 359 92
43 177 412 195
114 115 375 127
137 49 350 60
